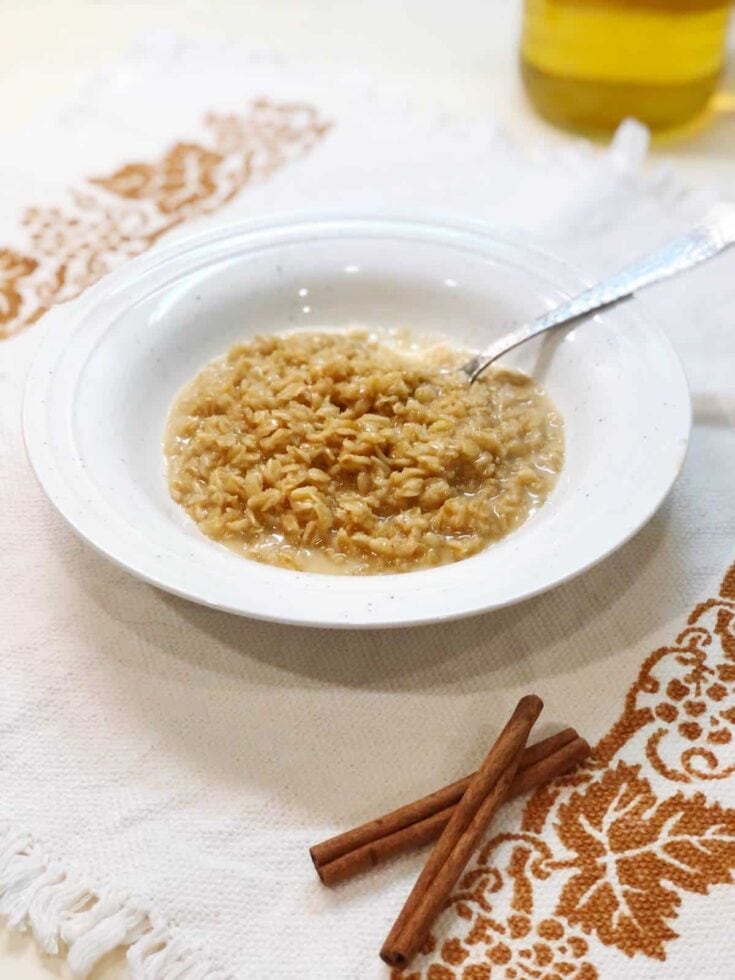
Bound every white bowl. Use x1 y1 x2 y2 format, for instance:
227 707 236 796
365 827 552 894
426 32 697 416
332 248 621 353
23 214 691 628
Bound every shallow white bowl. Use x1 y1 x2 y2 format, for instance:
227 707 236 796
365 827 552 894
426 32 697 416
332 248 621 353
24 214 691 628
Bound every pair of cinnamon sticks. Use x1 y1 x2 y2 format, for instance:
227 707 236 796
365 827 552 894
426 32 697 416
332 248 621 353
310 696 589 968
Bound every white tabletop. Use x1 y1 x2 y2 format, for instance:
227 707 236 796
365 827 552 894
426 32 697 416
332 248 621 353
1 2 733 976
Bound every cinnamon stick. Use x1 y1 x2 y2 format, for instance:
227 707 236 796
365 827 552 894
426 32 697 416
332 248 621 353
317 735 588 886
380 694 543 967
310 727 577 873
387 760 518 967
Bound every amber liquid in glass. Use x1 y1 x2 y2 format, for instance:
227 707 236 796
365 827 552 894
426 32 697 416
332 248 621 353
521 0 731 133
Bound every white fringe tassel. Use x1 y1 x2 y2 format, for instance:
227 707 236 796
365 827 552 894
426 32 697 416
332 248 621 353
0 824 227 979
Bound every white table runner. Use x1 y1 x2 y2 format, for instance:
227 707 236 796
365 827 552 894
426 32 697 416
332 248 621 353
1 34 734 980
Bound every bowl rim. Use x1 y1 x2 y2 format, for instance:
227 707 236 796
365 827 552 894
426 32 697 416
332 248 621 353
23 210 692 628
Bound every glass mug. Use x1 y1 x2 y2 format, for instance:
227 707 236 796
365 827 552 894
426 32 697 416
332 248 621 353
521 0 732 133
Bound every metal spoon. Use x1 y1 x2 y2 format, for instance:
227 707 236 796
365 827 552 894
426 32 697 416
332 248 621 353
464 204 735 383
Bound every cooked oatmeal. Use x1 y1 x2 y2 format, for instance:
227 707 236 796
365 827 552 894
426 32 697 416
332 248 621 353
165 330 563 573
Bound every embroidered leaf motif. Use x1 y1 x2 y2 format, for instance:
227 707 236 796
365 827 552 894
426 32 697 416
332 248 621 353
556 762 735 958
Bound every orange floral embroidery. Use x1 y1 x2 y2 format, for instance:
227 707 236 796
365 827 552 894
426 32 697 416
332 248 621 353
0 98 331 340
598 594 735 783
0 250 38 326
401 564 735 978
393 834 598 978
556 763 735 958
91 143 224 214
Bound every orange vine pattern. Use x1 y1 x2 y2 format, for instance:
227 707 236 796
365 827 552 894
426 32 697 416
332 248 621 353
399 564 735 979
0 99 331 339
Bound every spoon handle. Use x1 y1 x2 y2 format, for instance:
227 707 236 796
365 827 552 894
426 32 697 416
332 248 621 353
467 204 735 382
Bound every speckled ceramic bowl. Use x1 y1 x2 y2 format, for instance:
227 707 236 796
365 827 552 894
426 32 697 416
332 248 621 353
23 214 691 627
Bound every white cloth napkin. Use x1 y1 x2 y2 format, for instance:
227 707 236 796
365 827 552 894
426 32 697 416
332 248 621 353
1 33 734 980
